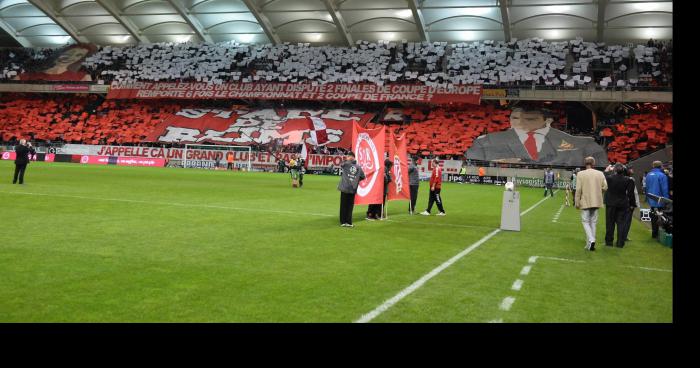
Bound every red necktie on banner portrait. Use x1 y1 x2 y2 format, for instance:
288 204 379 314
524 132 538 160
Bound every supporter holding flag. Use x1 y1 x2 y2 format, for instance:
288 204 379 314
408 156 420 215
421 158 446 216
338 152 365 227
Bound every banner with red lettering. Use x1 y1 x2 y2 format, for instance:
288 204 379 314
107 82 482 105
353 122 385 205
387 132 410 201
144 108 373 148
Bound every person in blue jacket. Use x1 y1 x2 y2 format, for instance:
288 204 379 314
645 161 669 239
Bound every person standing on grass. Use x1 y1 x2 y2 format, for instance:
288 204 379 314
226 151 235 170
338 151 365 228
408 156 420 215
620 166 640 242
12 139 35 185
421 158 445 216
645 161 669 239
575 156 608 251
544 167 555 197
603 163 636 248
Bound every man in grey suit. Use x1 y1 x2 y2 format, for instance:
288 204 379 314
466 107 608 167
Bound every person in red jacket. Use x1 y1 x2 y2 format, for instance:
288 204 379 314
421 158 446 216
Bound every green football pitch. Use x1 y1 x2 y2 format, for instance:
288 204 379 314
0 161 672 322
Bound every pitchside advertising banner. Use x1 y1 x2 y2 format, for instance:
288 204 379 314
107 82 483 104
57 144 345 170
146 108 373 148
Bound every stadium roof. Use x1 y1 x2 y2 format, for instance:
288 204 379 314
0 0 673 48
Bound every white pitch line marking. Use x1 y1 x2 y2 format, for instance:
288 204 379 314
511 279 524 291
537 256 585 263
499 297 516 311
488 318 504 323
624 266 672 273
528 256 539 264
355 228 502 323
520 265 532 276
355 191 555 323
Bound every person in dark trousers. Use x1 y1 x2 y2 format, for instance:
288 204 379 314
298 157 305 188
544 167 555 197
408 156 420 214
13 139 35 184
619 166 640 242
338 152 365 227
604 163 636 248
226 151 235 170
366 158 392 220
645 161 669 239
421 158 445 216
381 159 393 219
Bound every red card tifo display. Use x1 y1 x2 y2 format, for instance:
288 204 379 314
143 108 374 149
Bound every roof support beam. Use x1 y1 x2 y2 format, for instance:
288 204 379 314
0 19 31 47
499 0 512 42
323 0 353 46
166 0 213 43
407 0 429 42
95 0 148 43
241 0 280 44
597 0 608 42
27 0 86 43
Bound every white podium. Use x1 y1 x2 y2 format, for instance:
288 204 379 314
500 190 521 231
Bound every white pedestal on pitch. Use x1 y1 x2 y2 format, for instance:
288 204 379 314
500 191 521 231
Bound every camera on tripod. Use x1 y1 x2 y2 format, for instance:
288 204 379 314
647 193 673 234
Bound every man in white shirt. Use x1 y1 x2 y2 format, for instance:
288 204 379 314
466 106 609 167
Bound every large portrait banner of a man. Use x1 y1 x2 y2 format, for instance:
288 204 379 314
466 106 608 167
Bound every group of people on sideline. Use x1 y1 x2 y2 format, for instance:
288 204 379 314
574 157 670 251
337 153 445 227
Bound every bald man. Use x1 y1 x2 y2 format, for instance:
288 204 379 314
13 139 35 185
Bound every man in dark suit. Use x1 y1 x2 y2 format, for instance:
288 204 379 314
604 163 636 248
466 107 609 167
13 139 35 184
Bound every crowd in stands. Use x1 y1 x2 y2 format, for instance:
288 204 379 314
597 103 672 164
0 47 58 81
0 94 671 165
1 37 672 89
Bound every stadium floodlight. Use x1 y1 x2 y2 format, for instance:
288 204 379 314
183 144 252 171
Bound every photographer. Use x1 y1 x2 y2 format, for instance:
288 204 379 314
645 161 669 239
12 139 35 185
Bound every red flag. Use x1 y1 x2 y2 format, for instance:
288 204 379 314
308 116 329 145
353 122 385 205
387 132 410 201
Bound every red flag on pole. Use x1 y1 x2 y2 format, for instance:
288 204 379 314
352 122 385 205
388 132 410 201
307 116 329 145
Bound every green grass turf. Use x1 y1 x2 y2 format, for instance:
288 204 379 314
0 161 672 322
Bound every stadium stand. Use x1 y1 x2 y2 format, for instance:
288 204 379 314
1 38 671 89
0 93 672 164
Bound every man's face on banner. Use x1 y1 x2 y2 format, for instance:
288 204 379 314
510 109 548 132
53 47 89 69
